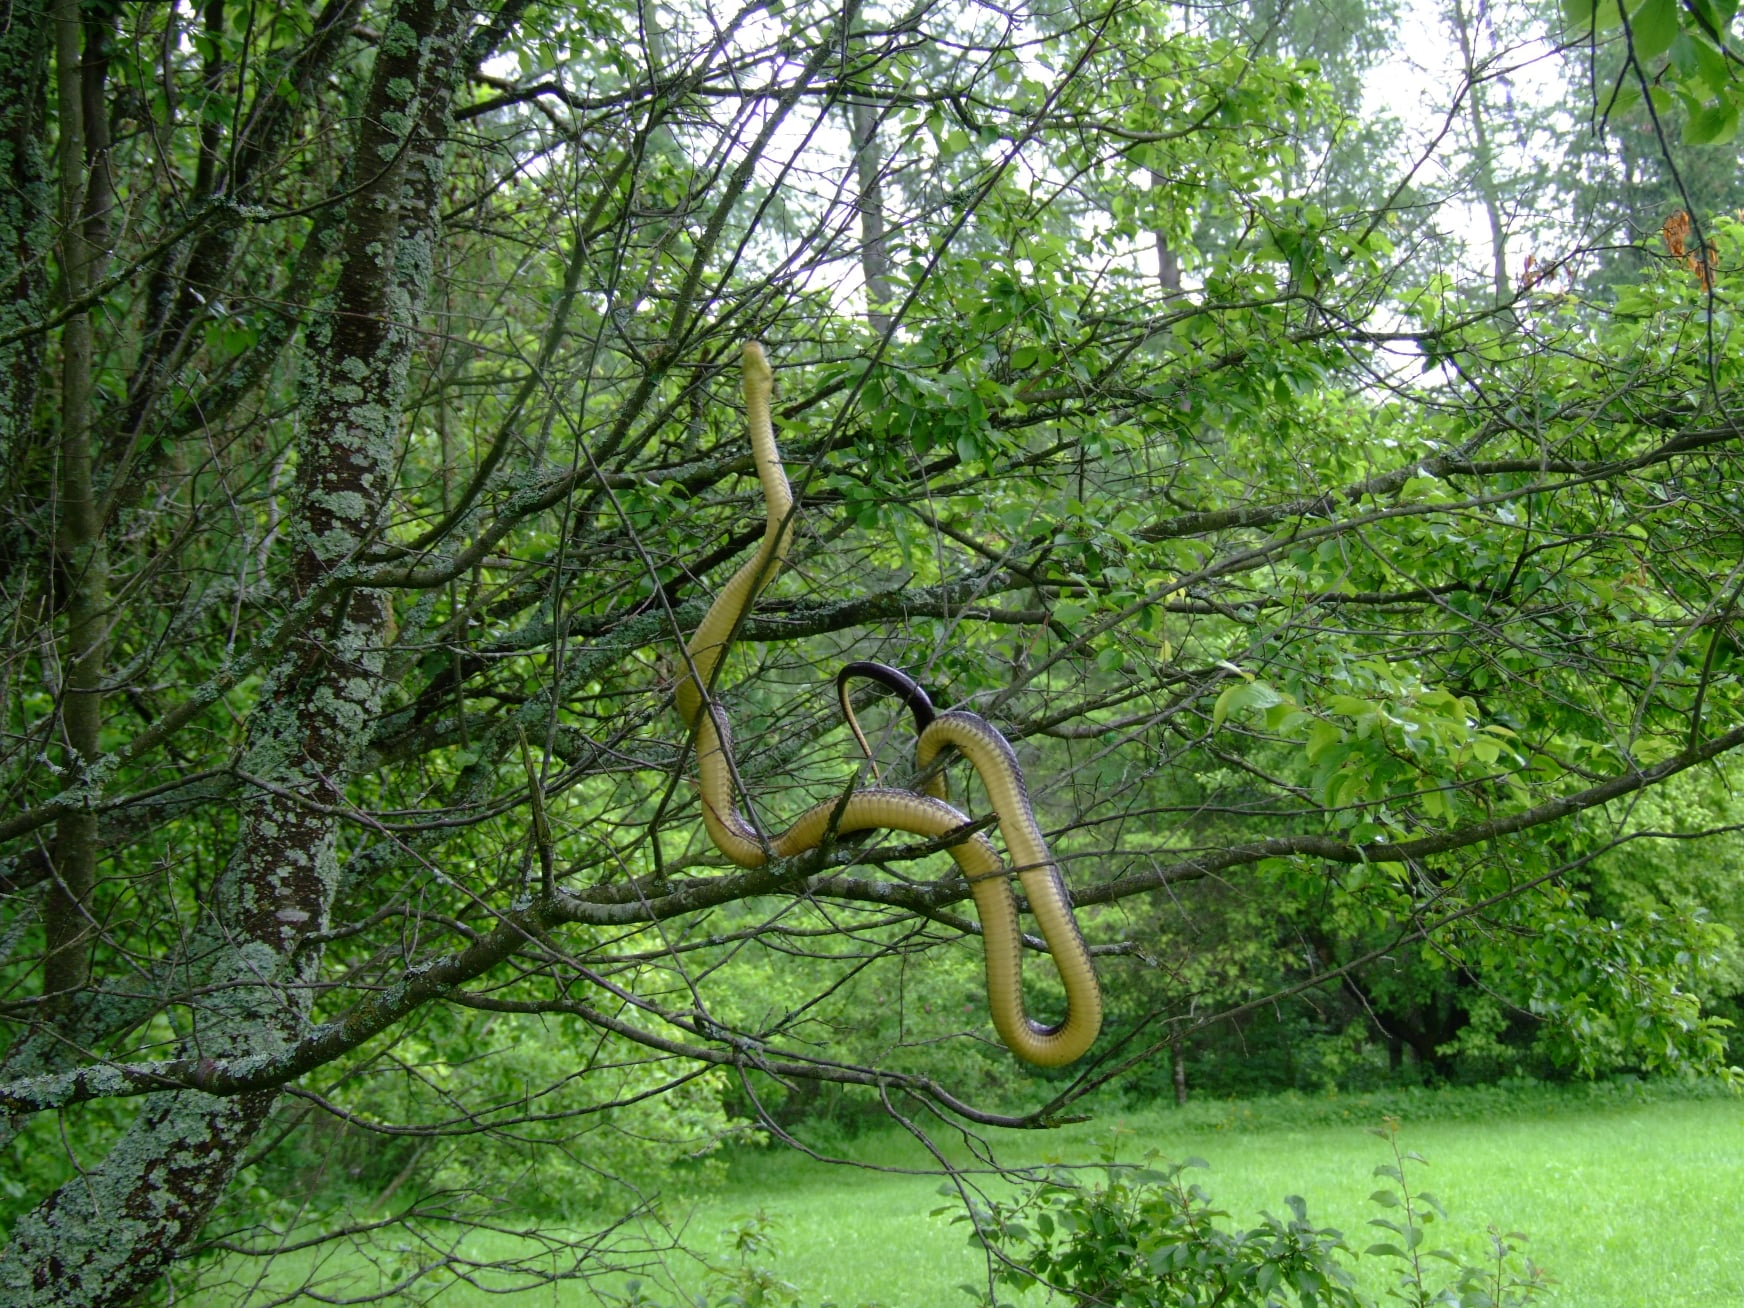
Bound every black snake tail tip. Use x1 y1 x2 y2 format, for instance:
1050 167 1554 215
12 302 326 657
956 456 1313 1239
836 660 939 733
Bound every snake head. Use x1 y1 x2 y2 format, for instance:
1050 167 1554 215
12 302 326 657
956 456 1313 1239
742 340 772 387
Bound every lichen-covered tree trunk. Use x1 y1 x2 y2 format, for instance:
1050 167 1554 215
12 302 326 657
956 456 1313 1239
0 2 477 1301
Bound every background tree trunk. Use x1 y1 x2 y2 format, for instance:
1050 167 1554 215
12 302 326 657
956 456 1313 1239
850 99 893 336
43 0 111 1013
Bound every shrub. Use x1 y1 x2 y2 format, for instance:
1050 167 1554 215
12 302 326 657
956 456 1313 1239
950 1120 1546 1308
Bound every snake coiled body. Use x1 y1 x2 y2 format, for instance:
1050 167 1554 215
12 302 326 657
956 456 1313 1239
675 342 1101 1067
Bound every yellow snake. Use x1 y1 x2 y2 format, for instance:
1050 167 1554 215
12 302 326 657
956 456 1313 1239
673 342 1101 1067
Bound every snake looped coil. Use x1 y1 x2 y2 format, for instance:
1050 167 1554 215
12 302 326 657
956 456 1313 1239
674 342 1101 1067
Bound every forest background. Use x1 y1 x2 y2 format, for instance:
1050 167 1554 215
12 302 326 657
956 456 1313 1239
3 0 1744 1300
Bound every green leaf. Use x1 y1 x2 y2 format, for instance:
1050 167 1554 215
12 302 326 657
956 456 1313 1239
1692 35 1733 96
1212 682 1242 729
1630 0 1679 59
1689 0 1739 30
1305 719 1343 763
1684 98 1739 144
1266 703 1306 732
1672 31 1703 77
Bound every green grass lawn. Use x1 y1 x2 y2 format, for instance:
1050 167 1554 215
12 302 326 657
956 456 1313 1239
221 1081 1744 1306
662 1084 1744 1307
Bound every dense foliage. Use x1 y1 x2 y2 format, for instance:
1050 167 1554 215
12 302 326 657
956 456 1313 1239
2 0 1743 1301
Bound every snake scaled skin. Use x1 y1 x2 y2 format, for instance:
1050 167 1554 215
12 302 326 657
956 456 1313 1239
674 341 1101 1067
